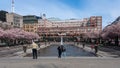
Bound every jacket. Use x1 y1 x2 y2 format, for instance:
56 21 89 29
32 42 38 49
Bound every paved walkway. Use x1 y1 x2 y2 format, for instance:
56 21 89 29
75 43 120 58
1 42 120 68
13 43 51 57
0 57 120 68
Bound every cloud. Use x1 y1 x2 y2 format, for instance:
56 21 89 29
3 0 120 28
15 0 80 19
80 0 120 28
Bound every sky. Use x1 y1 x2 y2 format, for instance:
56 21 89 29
0 0 120 28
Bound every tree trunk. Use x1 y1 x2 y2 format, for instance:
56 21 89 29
115 35 119 46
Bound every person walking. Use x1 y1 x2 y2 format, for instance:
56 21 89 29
23 45 27 53
31 41 38 59
57 45 63 58
82 43 85 48
94 41 99 54
94 45 98 54
57 45 66 58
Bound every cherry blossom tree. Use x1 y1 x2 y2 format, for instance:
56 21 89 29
0 28 40 46
110 23 120 46
101 22 120 46
0 28 4 39
101 25 112 40
84 31 100 43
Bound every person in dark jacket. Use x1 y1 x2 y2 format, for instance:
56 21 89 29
82 43 85 48
94 41 99 54
94 45 98 54
57 45 65 58
23 45 27 53
57 45 62 58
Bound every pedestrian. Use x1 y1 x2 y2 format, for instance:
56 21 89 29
94 45 98 54
57 45 62 58
94 41 99 54
57 45 64 58
82 43 85 48
23 45 27 53
31 41 38 59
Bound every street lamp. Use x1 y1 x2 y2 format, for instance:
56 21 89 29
42 13 47 46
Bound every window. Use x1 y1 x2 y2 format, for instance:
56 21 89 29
87 28 91 32
86 22 90 26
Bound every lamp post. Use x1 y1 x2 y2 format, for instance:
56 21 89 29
42 14 47 46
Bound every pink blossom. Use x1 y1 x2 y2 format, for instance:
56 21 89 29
0 28 4 38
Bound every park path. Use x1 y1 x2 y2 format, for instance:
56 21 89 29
0 57 120 68
0 42 120 68
75 43 120 58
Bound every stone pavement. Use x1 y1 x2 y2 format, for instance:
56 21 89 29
75 44 120 58
13 43 51 57
1 42 120 68
0 57 120 68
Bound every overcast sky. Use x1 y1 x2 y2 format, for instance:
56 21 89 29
0 0 120 28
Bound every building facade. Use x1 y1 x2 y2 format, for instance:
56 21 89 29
38 16 102 37
6 13 23 28
23 15 40 33
0 21 12 29
0 10 8 22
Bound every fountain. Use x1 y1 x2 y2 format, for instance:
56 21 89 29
58 33 66 45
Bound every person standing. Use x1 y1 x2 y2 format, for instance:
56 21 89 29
82 43 85 48
57 45 66 58
94 41 99 54
57 45 63 58
31 41 38 59
94 45 98 54
23 45 27 53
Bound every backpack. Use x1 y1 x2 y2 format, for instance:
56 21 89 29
62 46 66 52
